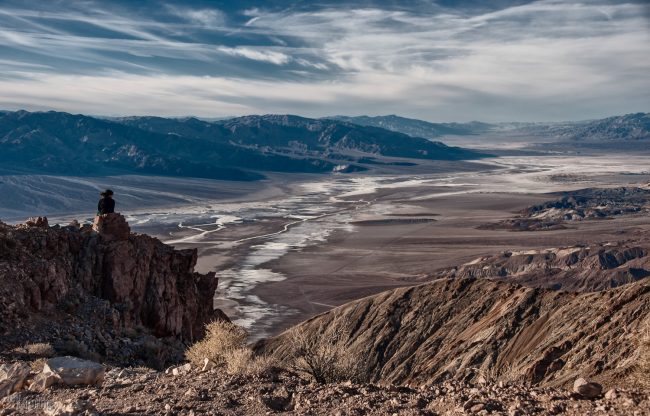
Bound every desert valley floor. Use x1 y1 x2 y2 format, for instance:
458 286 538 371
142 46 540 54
28 152 648 340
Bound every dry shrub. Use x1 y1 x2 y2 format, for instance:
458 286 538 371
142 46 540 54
13 342 55 358
186 320 248 366
289 314 369 384
224 348 277 376
186 320 275 376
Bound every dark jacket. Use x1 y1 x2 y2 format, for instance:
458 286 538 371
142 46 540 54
97 197 115 215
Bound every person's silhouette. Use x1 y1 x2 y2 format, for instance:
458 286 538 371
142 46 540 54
97 189 115 215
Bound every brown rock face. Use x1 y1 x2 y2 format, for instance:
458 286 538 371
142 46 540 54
263 277 650 388
0 217 221 352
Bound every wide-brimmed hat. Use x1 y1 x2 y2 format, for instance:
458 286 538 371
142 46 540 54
100 189 114 196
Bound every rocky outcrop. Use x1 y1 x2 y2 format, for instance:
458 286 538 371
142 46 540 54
436 241 650 292
480 186 650 231
262 277 650 389
0 215 223 366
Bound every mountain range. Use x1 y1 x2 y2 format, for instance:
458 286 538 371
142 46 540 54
0 111 486 181
1 110 646 183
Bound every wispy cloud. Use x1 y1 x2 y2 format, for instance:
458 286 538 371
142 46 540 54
216 46 290 65
0 0 648 121
165 5 226 28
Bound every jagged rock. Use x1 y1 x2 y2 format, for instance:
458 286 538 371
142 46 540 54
29 372 61 392
23 216 49 228
43 357 105 386
0 362 30 398
573 378 602 399
92 213 130 241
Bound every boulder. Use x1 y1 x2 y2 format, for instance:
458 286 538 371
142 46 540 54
0 362 31 398
43 357 105 386
573 378 602 399
92 213 130 241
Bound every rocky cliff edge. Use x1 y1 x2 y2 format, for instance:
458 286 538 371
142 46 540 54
0 214 224 367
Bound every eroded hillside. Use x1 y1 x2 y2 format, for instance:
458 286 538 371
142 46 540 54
264 276 649 389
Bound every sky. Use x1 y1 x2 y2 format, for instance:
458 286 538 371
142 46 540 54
0 0 648 122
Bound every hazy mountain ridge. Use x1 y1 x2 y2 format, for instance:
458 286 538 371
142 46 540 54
329 113 650 143
559 112 650 141
0 110 487 181
327 114 494 138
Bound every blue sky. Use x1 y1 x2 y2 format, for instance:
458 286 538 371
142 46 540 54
0 0 648 122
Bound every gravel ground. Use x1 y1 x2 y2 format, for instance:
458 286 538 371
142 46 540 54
1 365 648 415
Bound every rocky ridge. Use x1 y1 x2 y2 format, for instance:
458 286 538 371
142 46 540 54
0 214 223 368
